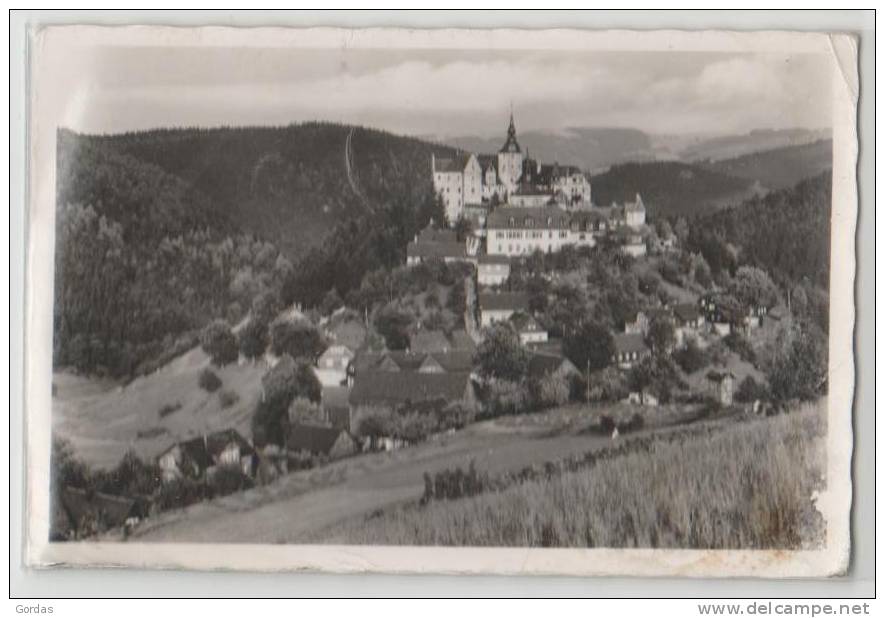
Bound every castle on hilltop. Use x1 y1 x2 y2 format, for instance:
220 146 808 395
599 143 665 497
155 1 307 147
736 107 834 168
431 112 593 222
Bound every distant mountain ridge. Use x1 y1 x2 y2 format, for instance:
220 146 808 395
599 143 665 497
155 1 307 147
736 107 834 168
698 139 832 191
441 126 831 173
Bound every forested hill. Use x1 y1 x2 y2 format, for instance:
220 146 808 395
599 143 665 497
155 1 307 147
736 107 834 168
55 124 451 377
699 139 833 192
590 161 758 218
689 171 832 291
65 123 457 259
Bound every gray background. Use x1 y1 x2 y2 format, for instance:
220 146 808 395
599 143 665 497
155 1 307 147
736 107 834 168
9 9 875 598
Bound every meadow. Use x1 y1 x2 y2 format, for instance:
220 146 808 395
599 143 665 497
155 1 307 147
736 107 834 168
313 400 826 549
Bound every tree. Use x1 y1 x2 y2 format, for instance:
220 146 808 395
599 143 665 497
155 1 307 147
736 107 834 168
563 320 614 374
253 355 321 446
238 318 268 360
672 339 709 374
766 326 827 401
627 355 684 403
374 306 413 350
270 319 326 361
474 323 530 382
656 219 674 240
646 317 676 354
288 397 325 424
319 289 344 316
200 319 239 366
730 266 779 309
453 215 473 242
674 217 690 244
251 290 281 327
693 255 713 289
198 368 223 392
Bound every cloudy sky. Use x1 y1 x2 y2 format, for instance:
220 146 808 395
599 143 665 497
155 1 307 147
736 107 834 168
62 47 833 137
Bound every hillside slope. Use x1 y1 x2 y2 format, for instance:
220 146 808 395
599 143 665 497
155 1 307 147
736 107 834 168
84 123 457 258
700 139 832 191
590 161 758 218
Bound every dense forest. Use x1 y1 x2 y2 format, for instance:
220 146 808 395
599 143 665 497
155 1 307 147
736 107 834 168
699 139 832 192
591 161 756 218
686 172 832 332
79 123 457 258
55 124 451 377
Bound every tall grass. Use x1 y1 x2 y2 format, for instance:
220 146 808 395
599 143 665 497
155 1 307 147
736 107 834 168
317 401 826 549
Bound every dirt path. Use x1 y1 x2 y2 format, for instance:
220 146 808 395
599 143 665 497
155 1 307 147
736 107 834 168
131 419 624 543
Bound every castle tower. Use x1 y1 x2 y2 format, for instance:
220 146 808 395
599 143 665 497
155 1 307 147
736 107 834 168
497 110 524 195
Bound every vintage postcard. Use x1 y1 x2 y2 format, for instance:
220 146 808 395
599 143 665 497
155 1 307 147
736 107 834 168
24 26 857 577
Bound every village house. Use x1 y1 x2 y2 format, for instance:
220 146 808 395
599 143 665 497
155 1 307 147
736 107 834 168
699 293 765 336
527 350 580 382
478 291 530 328
406 224 469 266
53 487 145 540
611 333 651 369
477 254 511 287
351 349 474 377
625 307 674 336
325 318 367 351
157 429 255 482
348 369 476 415
286 422 358 468
510 311 548 345
314 344 354 387
706 370 736 405
673 302 705 345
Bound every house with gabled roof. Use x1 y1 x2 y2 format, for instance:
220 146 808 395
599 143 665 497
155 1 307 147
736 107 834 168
286 422 358 467
612 333 651 369
510 311 548 345
157 429 255 482
478 291 530 328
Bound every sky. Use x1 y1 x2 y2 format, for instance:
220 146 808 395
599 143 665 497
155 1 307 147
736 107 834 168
60 47 834 138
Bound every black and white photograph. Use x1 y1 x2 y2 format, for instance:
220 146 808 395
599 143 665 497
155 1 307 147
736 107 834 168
23 25 858 578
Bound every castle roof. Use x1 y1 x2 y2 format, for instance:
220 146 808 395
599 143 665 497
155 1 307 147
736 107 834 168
433 153 473 173
499 113 522 154
487 205 571 230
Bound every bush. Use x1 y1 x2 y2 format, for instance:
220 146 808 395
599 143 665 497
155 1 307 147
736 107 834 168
673 340 710 374
238 319 268 360
618 412 645 433
158 401 182 418
198 368 223 392
156 476 206 511
598 414 616 435
218 389 240 409
422 460 487 504
724 331 756 363
483 380 530 417
200 319 239 366
735 376 769 403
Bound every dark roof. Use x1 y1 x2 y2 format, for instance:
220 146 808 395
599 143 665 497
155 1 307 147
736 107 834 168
407 240 466 260
178 436 212 471
349 371 472 408
479 291 529 312
287 423 350 455
417 226 458 243
500 114 521 153
512 182 554 197
449 329 476 352
352 350 473 374
410 329 451 353
487 205 571 230
706 370 736 383
477 154 498 173
322 385 352 412
673 303 701 323
478 254 511 265
528 352 577 377
60 487 138 530
613 333 650 356
205 429 254 460
641 307 674 322
624 194 646 212
433 153 473 173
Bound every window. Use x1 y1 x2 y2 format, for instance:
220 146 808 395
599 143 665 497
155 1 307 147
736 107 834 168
509 217 515 226
525 217 533 228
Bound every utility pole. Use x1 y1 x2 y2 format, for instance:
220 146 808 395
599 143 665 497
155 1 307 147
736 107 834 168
586 359 591 403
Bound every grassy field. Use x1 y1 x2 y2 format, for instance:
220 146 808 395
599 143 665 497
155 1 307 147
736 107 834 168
52 347 266 469
311 400 825 549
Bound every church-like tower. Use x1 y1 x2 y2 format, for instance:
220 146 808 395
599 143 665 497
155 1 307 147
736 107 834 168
497 112 524 195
